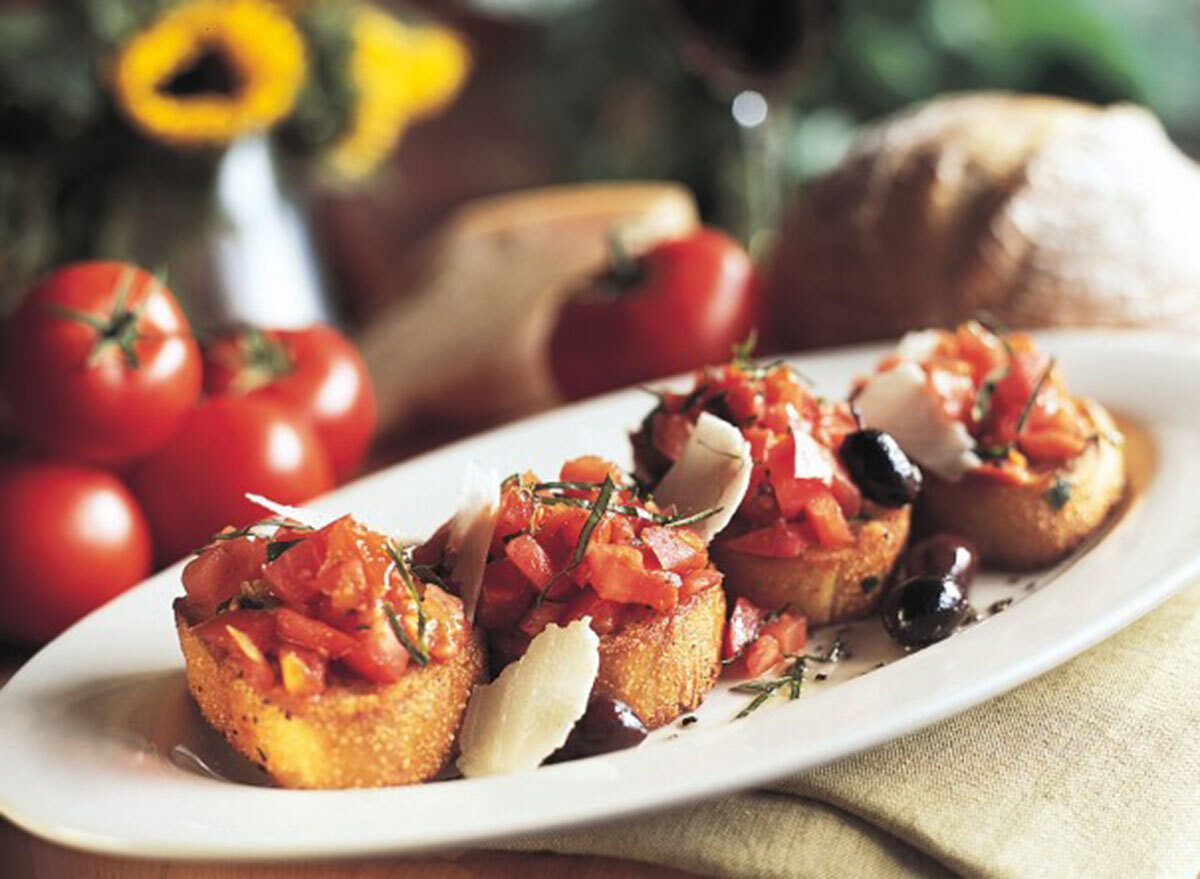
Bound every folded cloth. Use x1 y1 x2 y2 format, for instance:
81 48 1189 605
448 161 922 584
508 580 1200 878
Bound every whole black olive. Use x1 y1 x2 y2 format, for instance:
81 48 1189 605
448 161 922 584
880 574 969 648
906 534 979 589
838 429 922 507
548 696 648 763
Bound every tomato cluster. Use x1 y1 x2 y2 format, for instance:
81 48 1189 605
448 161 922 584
871 322 1091 481
181 517 465 694
464 455 724 665
0 261 377 644
634 361 862 559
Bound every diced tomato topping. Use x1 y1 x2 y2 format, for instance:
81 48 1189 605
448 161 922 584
476 557 535 629
491 488 534 555
559 455 622 485
183 514 467 692
586 544 679 613
273 606 358 657
561 588 625 635
341 615 409 684
193 609 277 689
829 463 863 519
723 596 766 661
504 533 555 590
279 646 326 696
804 493 855 549
725 520 812 558
760 611 807 655
1018 430 1087 466
743 634 782 677
516 599 565 638
681 567 722 599
641 526 707 573
181 535 267 618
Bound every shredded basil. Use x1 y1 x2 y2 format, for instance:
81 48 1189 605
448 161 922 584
265 539 302 562
384 602 428 667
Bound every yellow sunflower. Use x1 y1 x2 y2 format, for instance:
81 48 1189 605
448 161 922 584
110 0 307 147
324 5 470 181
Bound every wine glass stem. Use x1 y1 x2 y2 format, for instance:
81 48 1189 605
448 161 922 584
734 90 793 257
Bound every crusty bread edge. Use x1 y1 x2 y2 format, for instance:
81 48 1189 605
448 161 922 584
175 604 487 789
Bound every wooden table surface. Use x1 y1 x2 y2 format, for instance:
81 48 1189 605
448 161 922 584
0 646 689 879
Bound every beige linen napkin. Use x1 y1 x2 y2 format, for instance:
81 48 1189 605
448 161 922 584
509 580 1200 878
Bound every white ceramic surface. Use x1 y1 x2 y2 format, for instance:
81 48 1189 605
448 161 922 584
2 330 1198 861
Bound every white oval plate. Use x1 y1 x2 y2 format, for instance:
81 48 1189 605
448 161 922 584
2 330 1199 861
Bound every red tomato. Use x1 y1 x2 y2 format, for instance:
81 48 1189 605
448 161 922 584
0 262 201 466
130 396 333 563
0 462 152 644
549 228 759 399
203 325 377 482
723 596 766 661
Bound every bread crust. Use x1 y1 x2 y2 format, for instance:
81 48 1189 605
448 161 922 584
917 399 1126 569
592 585 724 729
711 505 911 626
175 603 487 789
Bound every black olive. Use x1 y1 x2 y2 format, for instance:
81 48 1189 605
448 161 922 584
548 696 648 763
906 534 979 589
880 574 969 648
630 411 673 488
838 428 922 507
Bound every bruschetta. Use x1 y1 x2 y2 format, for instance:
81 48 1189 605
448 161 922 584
855 321 1126 569
174 515 486 789
420 455 725 729
632 358 915 626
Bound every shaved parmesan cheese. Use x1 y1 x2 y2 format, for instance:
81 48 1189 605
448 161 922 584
654 412 752 541
855 362 981 482
446 461 500 621
895 329 943 363
457 619 600 778
792 429 835 484
244 494 335 530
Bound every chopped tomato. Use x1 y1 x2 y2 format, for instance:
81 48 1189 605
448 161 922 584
491 487 533 555
476 558 535 629
559 455 622 485
760 611 807 655
504 533 555 590
341 615 409 684
561 588 625 635
680 567 723 599
1018 429 1087 465
723 596 766 661
804 493 854 549
743 634 782 677
586 544 679 613
516 599 565 638
724 520 812 558
641 526 706 573
193 609 277 689
273 606 358 657
181 535 267 618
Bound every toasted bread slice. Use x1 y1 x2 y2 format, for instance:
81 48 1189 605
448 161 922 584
175 603 487 789
711 505 911 626
591 584 725 729
916 399 1125 569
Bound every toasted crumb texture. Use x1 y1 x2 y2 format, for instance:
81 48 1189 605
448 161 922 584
917 399 1126 570
593 585 725 730
711 505 911 626
175 605 487 789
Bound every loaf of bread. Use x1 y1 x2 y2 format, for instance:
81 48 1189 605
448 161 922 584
766 92 1200 348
